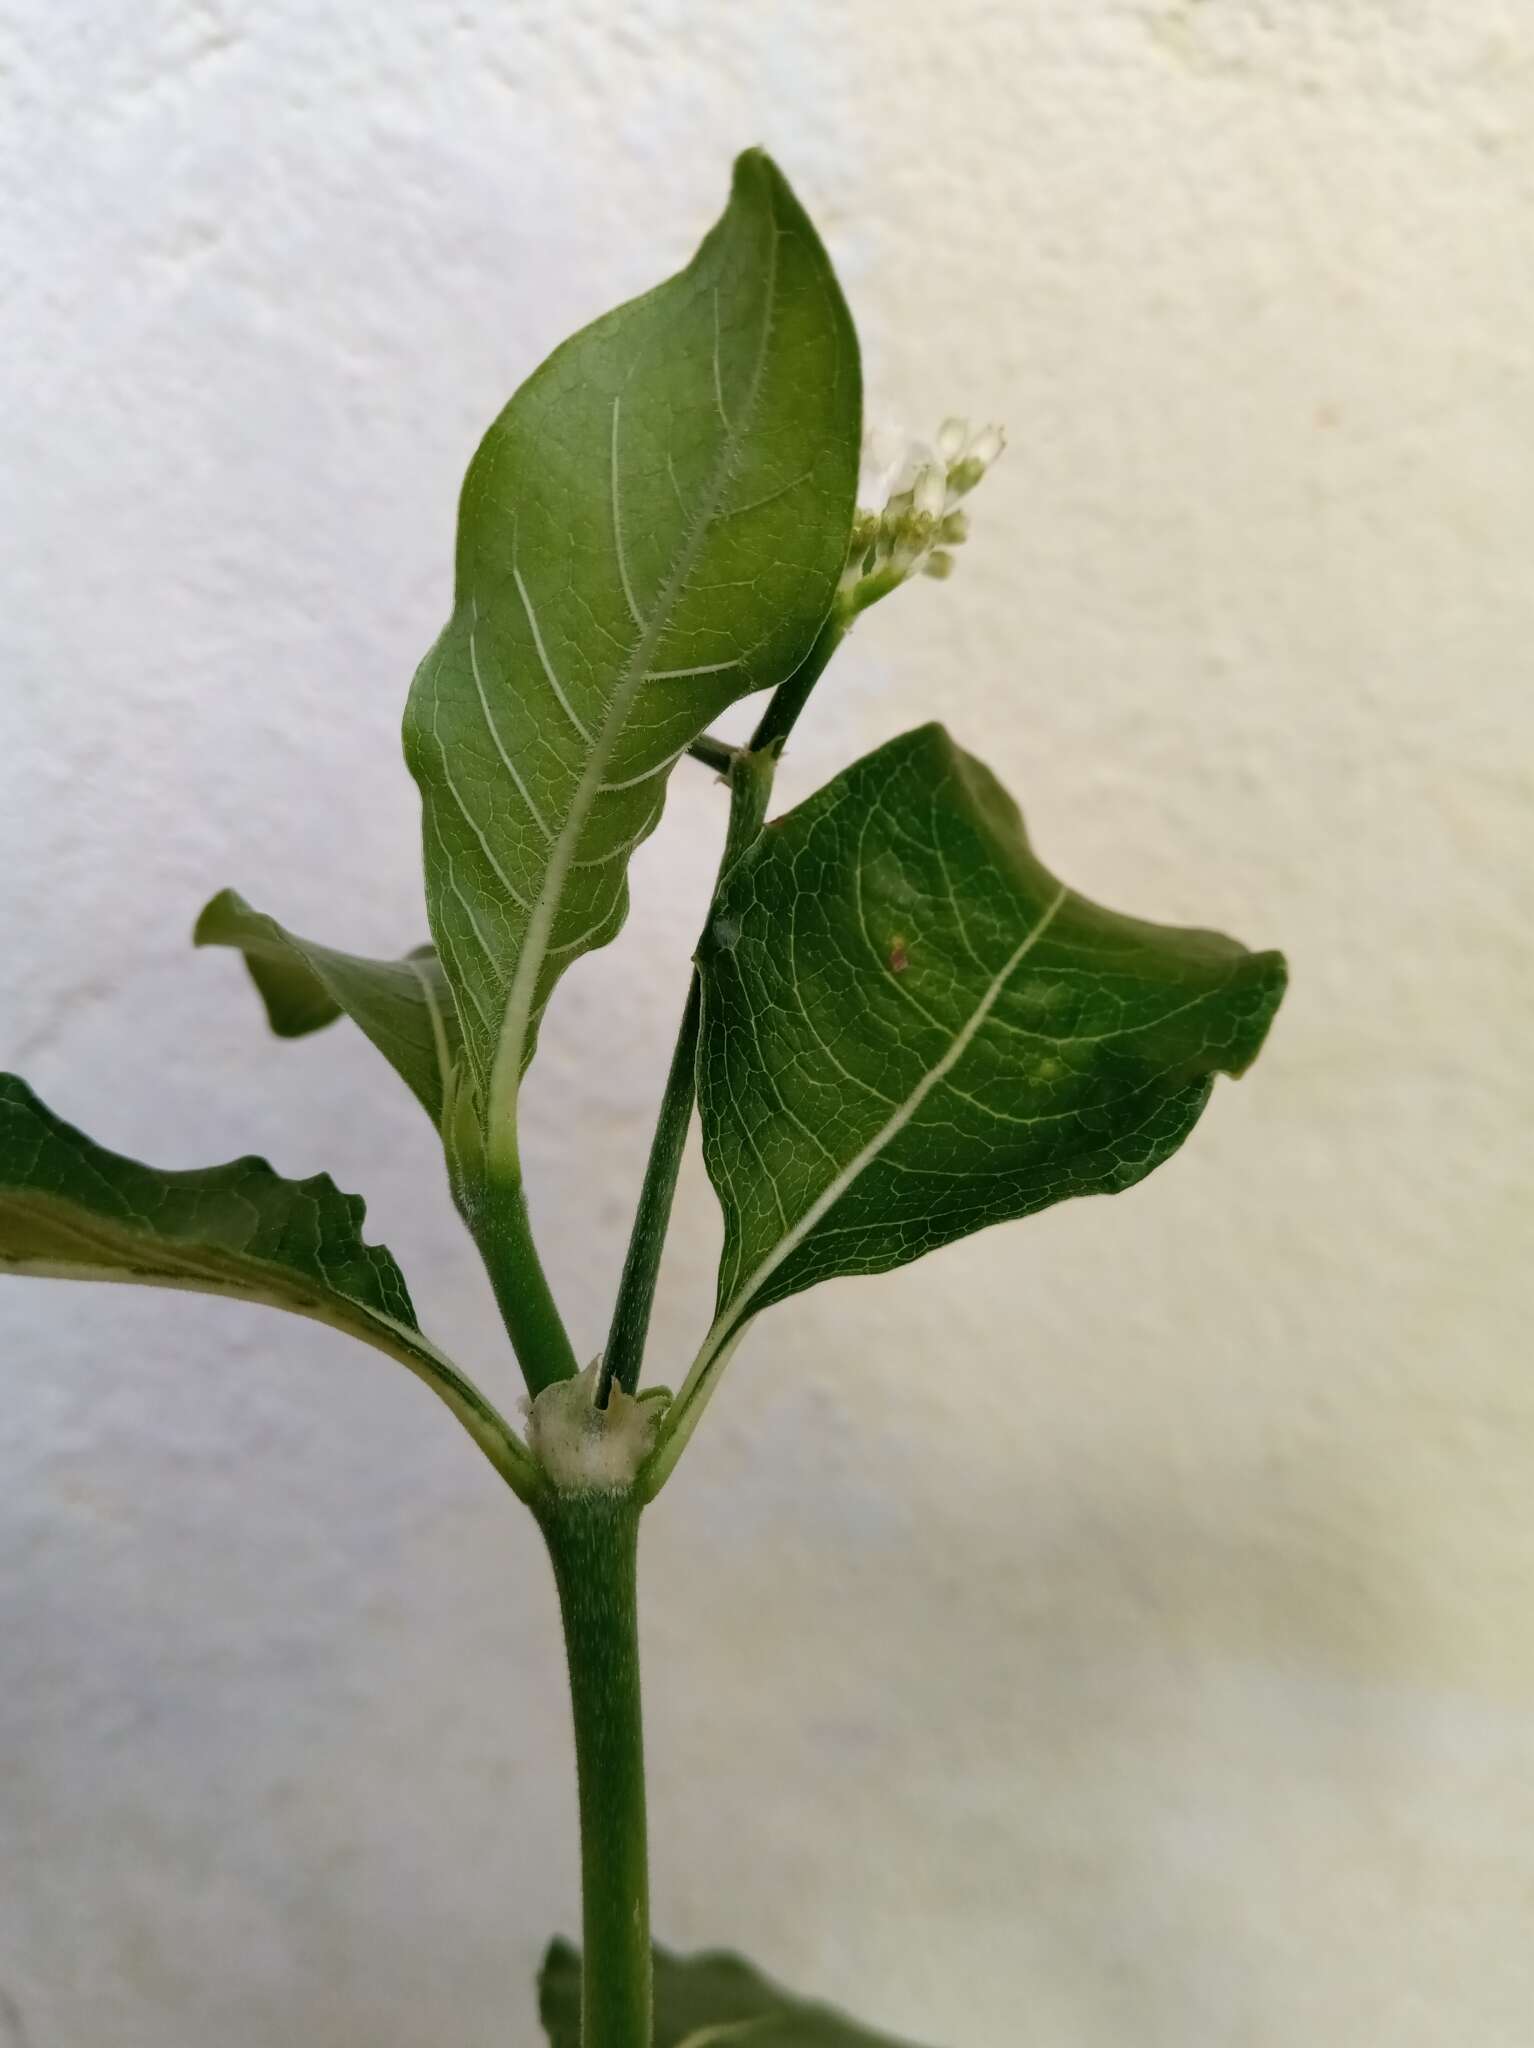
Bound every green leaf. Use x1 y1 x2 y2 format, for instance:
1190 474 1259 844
695 722 1286 1342
538 1938 933 2047
194 888 459 1126
403 148 860 1181
0 1075 531 1492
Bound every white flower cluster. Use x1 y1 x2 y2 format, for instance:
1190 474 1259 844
842 417 1006 607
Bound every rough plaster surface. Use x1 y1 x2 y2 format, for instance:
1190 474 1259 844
1 3 1531 2043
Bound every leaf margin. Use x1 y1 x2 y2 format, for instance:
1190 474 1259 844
0 1072 533 1496
403 146 862 1184
537 1935 934 2048
645 720 1286 1493
194 887 458 1127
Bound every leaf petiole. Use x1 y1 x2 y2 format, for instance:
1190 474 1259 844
473 1167 582 1398
685 732 738 776
639 1315 749 1501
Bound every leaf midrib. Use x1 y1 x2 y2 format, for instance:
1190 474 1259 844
406 953 454 1109
0 1187 522 1449
673 2021 776 2047
0 1185 423 1345
646 883 1070 1495
483 209 786 1169
716 883 1068 1341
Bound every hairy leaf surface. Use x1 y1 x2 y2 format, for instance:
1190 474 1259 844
0 1075 522 1479
403 149 860 1169
538 1938 930 2047
195 889 458 1125
696 724 1286 1340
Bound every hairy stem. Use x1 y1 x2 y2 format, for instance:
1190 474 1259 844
540 1490 651 2048
746 604 846 756
685 731 737 775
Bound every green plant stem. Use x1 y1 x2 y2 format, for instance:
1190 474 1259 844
490 609 853 1410
539 1489 651 2048
746 604 847 755
599 974 702 1403
598 604 853 1414
596 744 776 1407
639 1317 749 1501
685 732 736 775
475 1171 581 1397
628 608 854 1483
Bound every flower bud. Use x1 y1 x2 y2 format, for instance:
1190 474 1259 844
937 416 969 463
922 550 956 580
913 463 946 521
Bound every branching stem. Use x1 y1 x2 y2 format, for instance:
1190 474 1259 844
596 606 848 1413
596 747 771 1407
597 974 703 1404
747 605 846 756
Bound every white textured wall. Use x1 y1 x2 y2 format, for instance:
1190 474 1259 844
2 4 1531 2044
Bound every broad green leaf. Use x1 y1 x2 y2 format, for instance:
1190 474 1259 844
404 149 860 1179
695 723 1286 1342
194 888 458 1126
538 1938 932 2047
0 1075 530 1490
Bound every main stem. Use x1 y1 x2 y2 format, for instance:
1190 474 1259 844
539 1489 651 2048
530 608 860 2045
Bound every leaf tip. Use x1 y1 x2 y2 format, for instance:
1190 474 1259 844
1226 945 1288 1078
729 143 779 192
191 886 241 947
724 146 819 248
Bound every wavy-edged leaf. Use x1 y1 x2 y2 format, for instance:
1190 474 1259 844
695 723 1286 1343
538 1938 931 2047
404 149 860 1176
194 888 458 1125
0 1075 529 1490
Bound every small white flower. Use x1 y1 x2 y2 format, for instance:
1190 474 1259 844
937 416 969 464
912 462 947 522
856 427 907 513
946 422 1006 497
842 410 1005 610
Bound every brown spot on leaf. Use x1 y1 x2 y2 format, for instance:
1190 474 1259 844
888 936 909 974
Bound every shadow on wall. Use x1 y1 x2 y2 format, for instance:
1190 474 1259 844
989 1447 1433 2042
0 1337 1455 2048
0 1986 33 2048
656 1384 1454 2044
